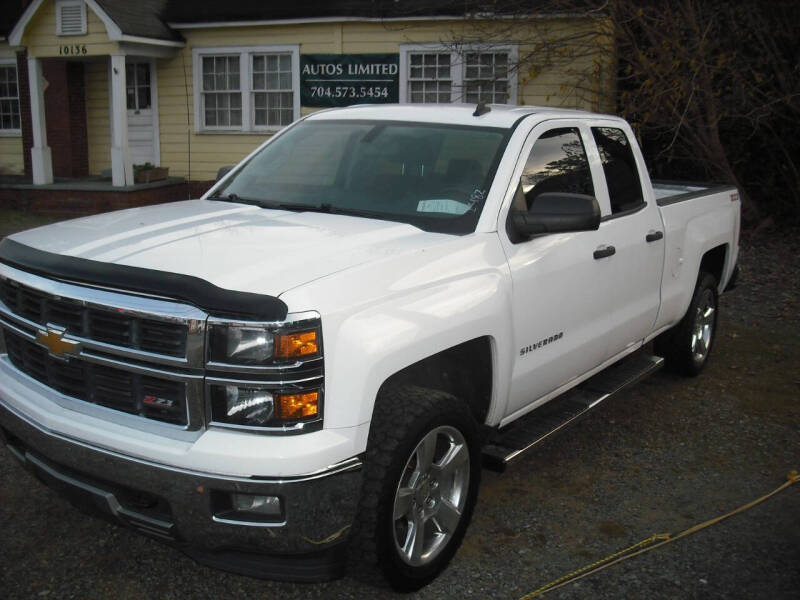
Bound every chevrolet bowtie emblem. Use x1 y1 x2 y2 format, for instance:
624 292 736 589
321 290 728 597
36 327 81 359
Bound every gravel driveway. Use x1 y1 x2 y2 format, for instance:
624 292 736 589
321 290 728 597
0 216 797 599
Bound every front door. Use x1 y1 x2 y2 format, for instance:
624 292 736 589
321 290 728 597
126 61 156 166
500 122 615 420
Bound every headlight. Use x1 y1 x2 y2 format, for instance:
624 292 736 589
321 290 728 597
209 325 274 364
208 323 319 365
209 384 320 428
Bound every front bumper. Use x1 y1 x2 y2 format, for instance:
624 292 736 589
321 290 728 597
0 400 363 582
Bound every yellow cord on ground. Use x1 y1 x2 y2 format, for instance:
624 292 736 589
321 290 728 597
520 470 799 599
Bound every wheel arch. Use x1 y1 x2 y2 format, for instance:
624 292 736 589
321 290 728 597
374 336 495 426
699 243 728 290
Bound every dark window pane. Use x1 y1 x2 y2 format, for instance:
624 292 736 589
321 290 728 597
137 63 150 86
138 85 151 109
592 127 643 213
522 128 594 207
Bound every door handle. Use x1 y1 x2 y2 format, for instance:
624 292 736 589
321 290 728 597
645 230 664 242
593 245 616 260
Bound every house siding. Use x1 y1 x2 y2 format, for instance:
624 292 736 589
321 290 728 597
22 1 120 58
157 18 614 181
0 136 24 176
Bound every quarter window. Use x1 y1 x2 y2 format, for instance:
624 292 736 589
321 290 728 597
521 128 594 208
592 127 644 214
0 62 20 132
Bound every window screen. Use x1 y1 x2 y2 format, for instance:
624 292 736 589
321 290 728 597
521 128 594 208
592 127 644 214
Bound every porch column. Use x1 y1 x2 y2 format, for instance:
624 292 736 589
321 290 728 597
27 57 53 185
109 54 132 186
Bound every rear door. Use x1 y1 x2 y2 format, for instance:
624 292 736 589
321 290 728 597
586 121 665 356
498 121 616 419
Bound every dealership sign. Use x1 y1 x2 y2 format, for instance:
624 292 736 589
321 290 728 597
300 54 399 107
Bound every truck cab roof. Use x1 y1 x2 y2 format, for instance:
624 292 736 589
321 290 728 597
305 103 613 129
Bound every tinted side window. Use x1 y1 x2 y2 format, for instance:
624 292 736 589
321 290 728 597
592 127 644 214
520 128 594 209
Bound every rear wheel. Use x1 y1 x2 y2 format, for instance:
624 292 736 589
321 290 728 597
350 385 481 591
655 271 719 376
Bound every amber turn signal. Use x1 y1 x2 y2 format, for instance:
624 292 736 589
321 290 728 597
276 391 319 420
274 330 318 358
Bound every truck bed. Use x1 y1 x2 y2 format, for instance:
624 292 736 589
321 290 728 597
652 180 736 206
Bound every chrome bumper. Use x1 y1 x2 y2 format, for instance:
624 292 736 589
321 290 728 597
0 401 363 581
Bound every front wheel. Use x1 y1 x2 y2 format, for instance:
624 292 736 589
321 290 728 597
655 271 719 376
350 385 481 591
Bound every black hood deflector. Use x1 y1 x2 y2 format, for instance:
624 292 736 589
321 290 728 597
0 238 288 321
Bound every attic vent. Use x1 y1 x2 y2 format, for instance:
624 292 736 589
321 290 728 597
57 1 87 36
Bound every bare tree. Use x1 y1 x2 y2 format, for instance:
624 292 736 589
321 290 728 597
410 0 799 224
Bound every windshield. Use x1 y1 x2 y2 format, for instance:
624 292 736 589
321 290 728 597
211 120 508 234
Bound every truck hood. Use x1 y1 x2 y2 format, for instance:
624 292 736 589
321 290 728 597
8 199 452 298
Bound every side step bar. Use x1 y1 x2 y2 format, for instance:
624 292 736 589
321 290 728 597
482 352 664 472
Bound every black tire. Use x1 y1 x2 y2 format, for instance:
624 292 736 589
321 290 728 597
349 385 481 591
655 271 719 376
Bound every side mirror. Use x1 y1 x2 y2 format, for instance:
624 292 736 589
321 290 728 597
510 191 601 238
216 166 234 182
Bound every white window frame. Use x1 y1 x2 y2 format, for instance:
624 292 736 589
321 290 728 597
399 43 518 105
56 0 88 36
0 58 21 136
192 45 300 134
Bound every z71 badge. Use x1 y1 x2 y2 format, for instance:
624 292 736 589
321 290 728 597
520 331 563 356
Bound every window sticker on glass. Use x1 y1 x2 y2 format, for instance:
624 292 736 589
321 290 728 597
417 199 472 215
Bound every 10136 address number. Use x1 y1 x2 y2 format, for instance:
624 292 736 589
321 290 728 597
59 44 88 56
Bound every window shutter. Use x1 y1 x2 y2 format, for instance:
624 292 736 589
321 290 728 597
58 2 87 36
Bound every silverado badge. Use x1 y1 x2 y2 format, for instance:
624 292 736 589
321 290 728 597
36 327 81 360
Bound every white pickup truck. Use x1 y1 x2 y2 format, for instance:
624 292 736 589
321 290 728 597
0 104 739 590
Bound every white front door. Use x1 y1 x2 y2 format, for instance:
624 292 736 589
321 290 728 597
500 122 615 419
126 61 156 166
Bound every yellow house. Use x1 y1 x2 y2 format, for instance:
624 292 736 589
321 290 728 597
2 0 614 198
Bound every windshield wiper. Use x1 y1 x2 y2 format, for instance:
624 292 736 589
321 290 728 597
208 193 267 207
209 197 417 227
255 201 371 216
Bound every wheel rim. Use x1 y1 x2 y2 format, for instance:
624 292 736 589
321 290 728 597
392 425 470 567
691 288 715 363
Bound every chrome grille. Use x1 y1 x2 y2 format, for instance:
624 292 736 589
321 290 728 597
0 277 188 357
4 329 188 425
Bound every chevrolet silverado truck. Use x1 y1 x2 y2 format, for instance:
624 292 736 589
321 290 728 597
0 104 740 590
